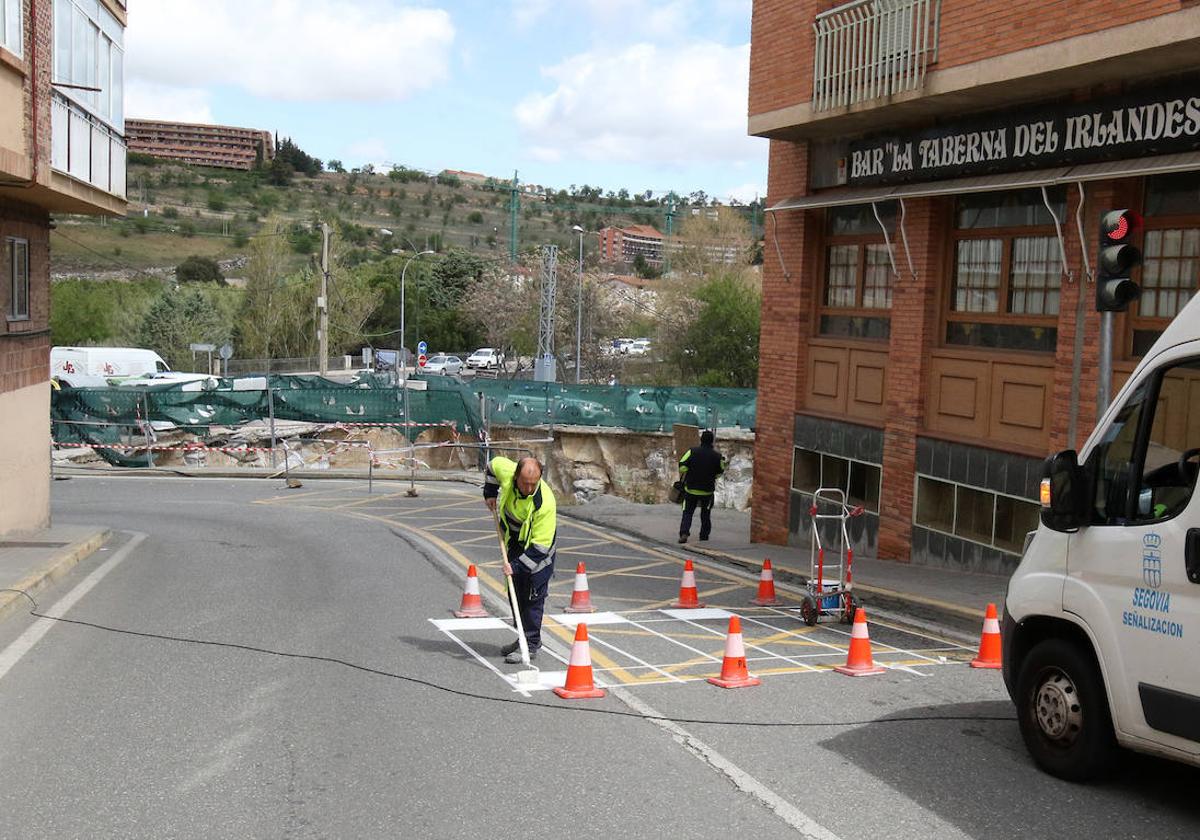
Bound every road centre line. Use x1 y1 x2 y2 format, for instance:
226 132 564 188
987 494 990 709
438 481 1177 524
0 532 146 685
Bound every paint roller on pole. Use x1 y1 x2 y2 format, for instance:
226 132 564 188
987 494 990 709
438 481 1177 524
492 507 540 686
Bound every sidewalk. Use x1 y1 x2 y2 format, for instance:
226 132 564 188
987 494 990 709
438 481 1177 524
561 495 1011 637
0 527 112 625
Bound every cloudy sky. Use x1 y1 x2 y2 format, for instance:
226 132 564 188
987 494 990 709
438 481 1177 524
124 0 766 203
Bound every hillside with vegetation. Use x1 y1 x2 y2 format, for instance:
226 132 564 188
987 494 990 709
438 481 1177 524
49 151 763 387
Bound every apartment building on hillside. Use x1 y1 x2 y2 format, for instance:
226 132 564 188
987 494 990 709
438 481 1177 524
749 0 1200 574
125 119 274 171
599 224 665 265
1 0 127 535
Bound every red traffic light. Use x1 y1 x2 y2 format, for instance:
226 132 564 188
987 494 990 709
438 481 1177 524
1100 209 1141 243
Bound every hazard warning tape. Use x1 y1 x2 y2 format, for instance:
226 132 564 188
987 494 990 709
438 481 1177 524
53 441 274 454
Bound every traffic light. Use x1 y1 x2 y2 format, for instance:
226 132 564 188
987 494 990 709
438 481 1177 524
1096 209 1142 312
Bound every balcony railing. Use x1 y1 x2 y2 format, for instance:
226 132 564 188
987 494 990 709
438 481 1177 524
51 91 127 200
812 0 941 112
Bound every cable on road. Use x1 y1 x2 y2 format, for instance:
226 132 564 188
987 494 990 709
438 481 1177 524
0 588 1017 729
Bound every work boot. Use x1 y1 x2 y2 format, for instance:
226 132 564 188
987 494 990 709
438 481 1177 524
505 646 538 664
500 640 520 657
678 535 688 544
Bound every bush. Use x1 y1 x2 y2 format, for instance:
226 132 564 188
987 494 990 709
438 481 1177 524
179 221 196 238
176 255 224 284
162 206 179 219
206 192 227 212
467 211 484 224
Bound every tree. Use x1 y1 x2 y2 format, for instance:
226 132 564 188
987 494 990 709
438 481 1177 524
671 272 761 388
672 206 755 277
136 286 230 370
175 255 224 285
274 137 323 177
266 156 294 186
328 159 346 174
236 218 291 361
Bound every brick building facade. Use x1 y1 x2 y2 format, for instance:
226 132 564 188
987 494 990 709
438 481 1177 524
1 0 127 536
749 0 1200 574
125 119 273 171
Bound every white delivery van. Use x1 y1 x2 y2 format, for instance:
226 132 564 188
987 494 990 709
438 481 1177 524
51 347 170 386
1004 293 1200 781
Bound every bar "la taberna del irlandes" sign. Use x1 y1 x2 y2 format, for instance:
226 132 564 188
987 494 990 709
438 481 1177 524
847 77 1200 186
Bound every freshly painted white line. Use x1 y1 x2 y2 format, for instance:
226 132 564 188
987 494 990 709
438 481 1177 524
0 532 146 684
661 607 732 620
431 617 510 631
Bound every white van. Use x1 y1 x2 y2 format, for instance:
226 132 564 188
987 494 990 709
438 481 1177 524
51 347 170 387
1004 294 1200 780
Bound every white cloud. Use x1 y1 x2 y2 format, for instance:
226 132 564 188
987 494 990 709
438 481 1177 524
724 181 764 204
345 137 391 166
126 80 215 123
512 0 553 29
125 1 455 104
515 41 758 167
580 0 692 40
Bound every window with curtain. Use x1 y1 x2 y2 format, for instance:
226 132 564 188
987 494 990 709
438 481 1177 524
1132 173 1200 357
1 0 22 57
819 203 896 341
946 188 1065 352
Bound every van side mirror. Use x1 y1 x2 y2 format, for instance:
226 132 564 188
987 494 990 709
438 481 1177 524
1040 450 1089 532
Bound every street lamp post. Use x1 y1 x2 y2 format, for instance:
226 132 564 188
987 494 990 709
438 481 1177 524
381 229 433 498
572 225 584 384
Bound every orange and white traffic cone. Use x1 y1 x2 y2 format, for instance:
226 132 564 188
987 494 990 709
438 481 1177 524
971 603 1003 669
708 616 762 689
452 564 490 618
834 608 886 676
671 558 706 609
750 558 783 606
563 562 596 614
553 623 606 699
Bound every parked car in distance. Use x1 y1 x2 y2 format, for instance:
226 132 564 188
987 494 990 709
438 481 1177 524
627 339 652 356
466 347 505 370
423 354 464 375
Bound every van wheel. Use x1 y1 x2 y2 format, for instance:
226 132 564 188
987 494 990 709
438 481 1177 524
1016 638 1117 781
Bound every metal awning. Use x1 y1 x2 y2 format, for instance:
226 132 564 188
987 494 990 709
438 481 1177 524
767 151 1200 212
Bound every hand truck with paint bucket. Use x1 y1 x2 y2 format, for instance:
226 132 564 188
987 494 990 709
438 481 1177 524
800 487 863 626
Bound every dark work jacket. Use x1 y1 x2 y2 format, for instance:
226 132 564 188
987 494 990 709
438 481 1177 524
679 444 727 495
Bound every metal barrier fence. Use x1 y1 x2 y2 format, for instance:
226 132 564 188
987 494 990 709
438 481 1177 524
50 373 756 470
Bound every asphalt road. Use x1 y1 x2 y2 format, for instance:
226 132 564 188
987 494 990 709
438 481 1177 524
0 476 1196 839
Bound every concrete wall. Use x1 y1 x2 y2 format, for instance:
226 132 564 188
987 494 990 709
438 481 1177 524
0 381 50 535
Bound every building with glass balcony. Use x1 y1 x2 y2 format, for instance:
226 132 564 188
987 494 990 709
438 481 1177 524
0 0 127 535
749 0 1200 574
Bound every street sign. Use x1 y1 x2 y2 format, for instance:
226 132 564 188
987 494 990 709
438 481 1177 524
218 343 234 360
189 343 216 352
417 341 428 356
417 353 428 368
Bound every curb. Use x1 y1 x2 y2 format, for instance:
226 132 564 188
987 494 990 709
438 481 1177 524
559 510 984 635
0 529 112 626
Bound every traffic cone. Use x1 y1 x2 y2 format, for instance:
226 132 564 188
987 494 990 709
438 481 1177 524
834 608 886 676
708 616 762 689
750 558 783 606
563 562 597 613
554 623 606 699
970 603 1003 669
671 559 706 608
452 564 490 618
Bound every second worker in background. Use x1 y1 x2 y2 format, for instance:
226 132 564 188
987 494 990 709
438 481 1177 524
484 455 557 663
677 430 728 544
